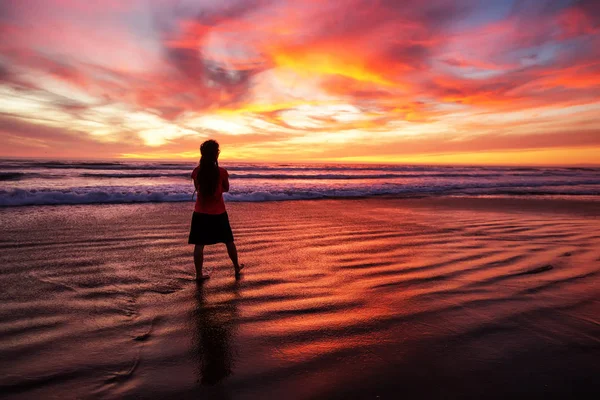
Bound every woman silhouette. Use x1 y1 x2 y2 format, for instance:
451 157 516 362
188 140 243 280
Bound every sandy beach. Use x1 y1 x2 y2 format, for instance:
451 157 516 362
1 197 599 399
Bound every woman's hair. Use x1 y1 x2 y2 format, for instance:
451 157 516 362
196 139 220 198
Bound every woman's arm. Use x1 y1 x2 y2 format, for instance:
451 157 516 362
191 168 200 192
222 169 230 192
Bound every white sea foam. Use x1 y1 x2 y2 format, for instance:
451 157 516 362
1 184 598 206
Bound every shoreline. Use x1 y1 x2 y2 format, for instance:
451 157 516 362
1 193 599 211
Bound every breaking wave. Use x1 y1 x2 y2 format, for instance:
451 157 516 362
1 183 598 206
1 160 598 207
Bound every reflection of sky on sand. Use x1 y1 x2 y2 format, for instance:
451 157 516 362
0 200 599 398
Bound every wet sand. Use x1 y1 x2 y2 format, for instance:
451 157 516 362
0 198 599 399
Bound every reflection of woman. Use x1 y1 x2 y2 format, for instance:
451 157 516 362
188 139 243 281
193 283 239 385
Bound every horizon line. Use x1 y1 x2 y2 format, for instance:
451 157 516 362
1 155 599 169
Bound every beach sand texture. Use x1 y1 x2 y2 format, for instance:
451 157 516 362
1 198 599 399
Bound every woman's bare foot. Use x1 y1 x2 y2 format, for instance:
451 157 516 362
234 264 244 279
196 274 210 282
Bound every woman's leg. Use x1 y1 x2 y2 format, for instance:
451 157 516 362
225 241 243 276
194 244 209 280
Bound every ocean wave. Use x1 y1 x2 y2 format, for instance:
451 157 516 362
0 188 193 206
0 172 63 181
6 170 594 183
0 161 192 171
76 171 600 180
1 184 598 206
0 161 445 172
79 172 503 180
228 172 597 179
80 172 190 179
0 172 29 181
4 160 598 174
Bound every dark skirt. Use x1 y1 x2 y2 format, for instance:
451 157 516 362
188 212 234 245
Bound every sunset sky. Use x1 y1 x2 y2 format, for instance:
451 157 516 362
0 0 599 164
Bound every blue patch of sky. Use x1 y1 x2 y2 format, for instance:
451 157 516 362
501 42 559 68
449 0 516 32
511 0 576 18
501 34 593 70
451 0 577 32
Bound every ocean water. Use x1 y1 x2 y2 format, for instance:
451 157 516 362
0 159 599 206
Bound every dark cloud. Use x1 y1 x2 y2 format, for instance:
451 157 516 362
578 0 600 24
0 63 9 81
383 43 432 69
149 1 272 117
315 0 471 38
0 0 13 21
508 0 568 17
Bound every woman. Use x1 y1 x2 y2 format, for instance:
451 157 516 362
189 139 243 281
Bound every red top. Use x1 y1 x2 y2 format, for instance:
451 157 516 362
191 166 229 214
